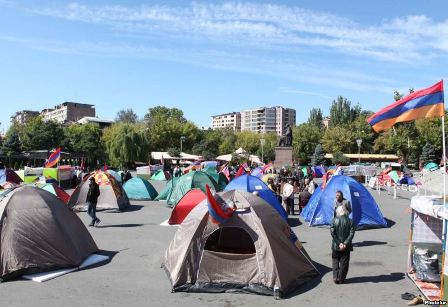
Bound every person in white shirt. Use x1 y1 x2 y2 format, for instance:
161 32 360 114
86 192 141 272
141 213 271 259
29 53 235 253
307 179 316 194
282 178 295 215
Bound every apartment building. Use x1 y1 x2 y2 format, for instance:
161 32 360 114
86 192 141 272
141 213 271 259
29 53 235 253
211 112 241 132
240 106 296 135
41 102 95 124
10 110 40 124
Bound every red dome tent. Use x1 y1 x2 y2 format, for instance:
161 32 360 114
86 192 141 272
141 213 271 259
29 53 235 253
168 189 206 225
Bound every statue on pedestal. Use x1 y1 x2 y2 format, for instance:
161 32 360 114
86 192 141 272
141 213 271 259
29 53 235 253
278 124 293 147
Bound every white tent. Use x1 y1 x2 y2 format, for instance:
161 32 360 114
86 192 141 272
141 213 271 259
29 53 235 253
150 152 203 161
216 148 261 164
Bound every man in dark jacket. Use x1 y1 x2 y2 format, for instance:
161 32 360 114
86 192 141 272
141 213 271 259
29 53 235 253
330 206 355 284
333 190 352 217
86 177 101 227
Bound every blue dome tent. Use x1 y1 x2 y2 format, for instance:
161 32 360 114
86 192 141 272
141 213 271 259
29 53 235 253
301 175 387 229
225 174 288 221
123 177 158 200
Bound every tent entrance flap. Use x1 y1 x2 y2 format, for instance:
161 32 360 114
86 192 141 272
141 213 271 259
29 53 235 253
204 227 256 254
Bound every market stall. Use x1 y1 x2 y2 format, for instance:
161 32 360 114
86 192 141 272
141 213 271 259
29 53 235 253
408 195 444 301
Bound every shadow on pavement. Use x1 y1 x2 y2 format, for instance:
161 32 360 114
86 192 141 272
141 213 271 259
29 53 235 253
352 241 388 247
97 223 144 228
344 272 405 284
124 205 144 212
283 261 332 299
288 217 302 227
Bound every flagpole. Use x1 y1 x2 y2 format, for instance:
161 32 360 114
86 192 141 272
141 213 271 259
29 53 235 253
441 113 447 300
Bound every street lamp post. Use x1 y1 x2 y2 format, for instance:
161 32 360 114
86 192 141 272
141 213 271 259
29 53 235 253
356 139 362 164
180 136 186 153
260 138 266 163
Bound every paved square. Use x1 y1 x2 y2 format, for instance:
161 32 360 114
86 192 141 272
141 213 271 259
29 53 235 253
1 188 416 307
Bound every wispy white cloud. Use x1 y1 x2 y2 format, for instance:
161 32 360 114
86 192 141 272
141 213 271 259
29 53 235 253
0 34 401 94
1 2 444 95
31 2 448 62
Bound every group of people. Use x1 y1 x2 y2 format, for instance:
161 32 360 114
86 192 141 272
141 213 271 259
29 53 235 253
266 167 317 215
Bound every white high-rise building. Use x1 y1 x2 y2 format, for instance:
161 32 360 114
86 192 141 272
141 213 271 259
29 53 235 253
275 106 296 135
240 106 296 135
211 112 241 132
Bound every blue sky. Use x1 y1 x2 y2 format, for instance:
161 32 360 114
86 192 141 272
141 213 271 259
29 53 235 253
0 0 447 132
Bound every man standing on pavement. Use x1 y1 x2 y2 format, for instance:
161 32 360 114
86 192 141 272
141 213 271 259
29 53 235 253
330 206 355 284
86 177 101 227
282 178 295 215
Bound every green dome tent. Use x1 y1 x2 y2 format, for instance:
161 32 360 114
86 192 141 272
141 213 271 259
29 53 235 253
155 177 179 201
424 162 439 171
151 169 170 181
167 172 218 207
203 168 228 191
123 177 158 200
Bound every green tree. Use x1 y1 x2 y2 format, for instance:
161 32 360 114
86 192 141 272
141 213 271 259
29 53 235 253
144 106 200 152
329 96 361 127
349 112 376 153
311 143 326 166
373 123 418 162
415 117 445 156
21 117 64 151
219 130 237 154
256 132 277 163
144 106 186 124
115 108 138 123
192 138 219 160
420 142 436 165
2 123 23 155
322 126 355 153
167 147 180 158
103 123 149 167
332 152 350 165
308 108 323 130
235 130 261 154
64 123 104 165
292 123 323 163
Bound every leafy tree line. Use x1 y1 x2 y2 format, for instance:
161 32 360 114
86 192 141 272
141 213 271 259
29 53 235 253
1 91 445 168
296 91 446 165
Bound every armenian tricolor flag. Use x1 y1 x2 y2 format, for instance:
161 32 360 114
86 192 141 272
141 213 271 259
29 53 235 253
368 80 444 132
205 184 235 224
45 148 61 168
261 162 273 174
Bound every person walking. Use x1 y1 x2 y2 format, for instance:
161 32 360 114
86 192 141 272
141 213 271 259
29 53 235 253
330 205 355 284
333 190 352 217
86 177 101 227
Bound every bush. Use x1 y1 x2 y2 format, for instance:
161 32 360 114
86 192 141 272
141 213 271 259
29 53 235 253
332 152 350 165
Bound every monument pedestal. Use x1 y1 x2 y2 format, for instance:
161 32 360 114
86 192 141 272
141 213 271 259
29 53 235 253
274 147 293 168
